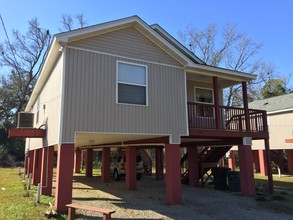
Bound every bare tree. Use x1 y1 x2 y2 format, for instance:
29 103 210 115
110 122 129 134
179 24 264 106
0 15 51 126
59 13 88 32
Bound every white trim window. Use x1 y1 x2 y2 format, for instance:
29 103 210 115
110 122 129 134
117 61 147 105
194 87 214 104
194 87 214 117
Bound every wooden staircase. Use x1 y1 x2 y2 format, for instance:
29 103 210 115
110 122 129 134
181 146 232 185
139 149 152 176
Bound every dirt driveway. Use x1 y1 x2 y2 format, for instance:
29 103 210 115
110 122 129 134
71 174 293 220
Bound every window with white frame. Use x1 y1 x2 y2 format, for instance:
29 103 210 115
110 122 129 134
117 61 147 105
36 98 40 124
194 87 214 117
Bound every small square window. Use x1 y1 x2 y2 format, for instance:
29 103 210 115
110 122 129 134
117 62 147 105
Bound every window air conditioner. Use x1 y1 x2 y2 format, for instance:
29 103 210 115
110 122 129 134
17 112 34 128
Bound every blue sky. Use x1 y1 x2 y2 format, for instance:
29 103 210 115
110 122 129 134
1 0 292 84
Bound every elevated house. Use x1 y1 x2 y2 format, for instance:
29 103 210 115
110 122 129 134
9 16 272 211
248 93 293 175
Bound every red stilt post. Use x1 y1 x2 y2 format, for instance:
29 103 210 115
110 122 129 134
28 150 34 177
55 144 74 212
253 150 260 173
228 150 236 171
24 154 28 175
74 148 81 173
259 150 267 176
101 147 110 183
40 146 54 195
286 149 293 175
126 147 137 190
264 138 274 193
238 141 255 196
81 150 85 170
165 144 182 204
86 149 93 177
155 147 164 180
33 149 42 185
188 146 199 187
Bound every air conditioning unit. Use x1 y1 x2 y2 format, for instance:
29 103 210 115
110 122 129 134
18 112 34 128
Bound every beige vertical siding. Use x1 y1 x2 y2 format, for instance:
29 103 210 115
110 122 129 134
252 112 293 150
68 26 181 67
25 56 63 151
61 47 187 144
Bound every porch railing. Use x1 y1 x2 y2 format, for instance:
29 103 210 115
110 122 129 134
187 102 267 132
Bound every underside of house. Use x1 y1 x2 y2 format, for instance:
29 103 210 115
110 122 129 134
9 16 273 212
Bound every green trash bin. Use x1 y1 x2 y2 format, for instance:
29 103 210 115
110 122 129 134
228 171 241 192
212 167 230 191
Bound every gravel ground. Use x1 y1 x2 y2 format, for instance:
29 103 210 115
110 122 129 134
70 174 293 220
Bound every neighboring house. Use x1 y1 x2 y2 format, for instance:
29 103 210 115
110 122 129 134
248 93 293 175
9 16 271 212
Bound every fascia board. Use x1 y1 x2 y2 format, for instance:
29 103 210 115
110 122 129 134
25 37 61 112
150 24 204 65
186 63 257 82
267 108 293 115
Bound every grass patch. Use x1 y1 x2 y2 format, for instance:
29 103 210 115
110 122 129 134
254 173 293 191
0 168 66 219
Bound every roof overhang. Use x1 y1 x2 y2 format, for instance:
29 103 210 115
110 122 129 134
8 128 46 138
186 64 257 87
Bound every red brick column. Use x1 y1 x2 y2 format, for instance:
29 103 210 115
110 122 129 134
81 150 85 170
228 150 236 171
259 150 267 176
126 147 137 190
55 144 74 212
286 149 293 175
188 146 199 187
238 144 255 196
40 146 54 195
33 149 42 185
86 149 93 177
155 147 164 180
165 144 182 204
101 147 110 183
74 148 81 173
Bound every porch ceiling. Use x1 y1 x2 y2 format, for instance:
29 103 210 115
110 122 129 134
186 71 247 88
74 132 168 148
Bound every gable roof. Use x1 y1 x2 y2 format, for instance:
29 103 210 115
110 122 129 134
25 15 257 111
249 93 293 114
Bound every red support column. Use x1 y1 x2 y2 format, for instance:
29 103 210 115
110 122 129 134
126 147 137 190
40 146 54 195
155 147 164 180
28 150 34 176
101 147 110 183
286 150 293 175
86 149 93 177
242 81 251 131
55 144 74 212
187 146 199 187
238 143 255 196
253 150 260 173
81 150 85 170
24 154 28 174
228 150 236 171
165 144 182 204
259 150 267 176
33 149 42 185
74 149 81 173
